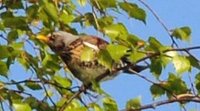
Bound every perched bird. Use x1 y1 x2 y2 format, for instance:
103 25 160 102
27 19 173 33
37 31 148 85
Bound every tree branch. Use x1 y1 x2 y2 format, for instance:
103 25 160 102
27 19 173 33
136 46 200 63
128 94 200 111
59 85 86 111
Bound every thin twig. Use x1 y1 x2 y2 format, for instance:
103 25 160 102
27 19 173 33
8 89 32 97
0 101 5 111
132 73 177 98
188 73 196 95
92 6 101 32
138 0 178 47
0 34 8 42
41 83 57 109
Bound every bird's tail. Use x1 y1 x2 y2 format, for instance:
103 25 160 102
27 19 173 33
123 65 149 74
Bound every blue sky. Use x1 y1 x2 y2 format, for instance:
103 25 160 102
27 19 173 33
4 0 200 111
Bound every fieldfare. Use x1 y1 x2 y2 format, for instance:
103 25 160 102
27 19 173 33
37 31 148 85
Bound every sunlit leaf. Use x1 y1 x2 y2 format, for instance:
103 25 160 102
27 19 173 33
103 23 128 40
172 55 191 74
53 75 72 88
77 0 87 6
129 51 146 63
148 37 164 52
119 2 146 23
81 47 95 62
106 44 129 62
172 26 191 42
89 103 103 111
13 103 31 111
42 0 58 23
0 61 8 76
103 97 118 111
126 96 141 110
98 50 113 69
60 10 75 24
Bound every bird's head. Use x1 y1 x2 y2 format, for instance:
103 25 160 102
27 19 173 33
37 31 79 52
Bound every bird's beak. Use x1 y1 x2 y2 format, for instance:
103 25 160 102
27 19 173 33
36 35 49 43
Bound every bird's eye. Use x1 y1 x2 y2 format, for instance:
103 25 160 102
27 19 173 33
49 34 56 41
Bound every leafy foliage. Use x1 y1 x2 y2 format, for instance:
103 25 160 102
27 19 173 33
0 0 199 111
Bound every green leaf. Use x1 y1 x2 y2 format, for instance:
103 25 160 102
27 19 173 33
98 50 113 69
148 37 163 52
53 75 72 88
13 103 31 111
0 45 10 59
161 49 178 67
24 97 39 109
119 2 146 23
150 84 165 98
25 82 42 90
3 17 29 30
80 47 95 62
40 0 58 23
60 10 75 24
8 30 19 43
91 81 106 94
172 26 191 41
187 56 200 69
195 73 200 94
42 53 61 71
0 61 8 76
0 21 4 31
106 44 129 62
77 0 87 6
103 97 118 111
94 0 117 9
5 0 23 9
126 96 141 110
150 58 162 78
172 55 191 74
98 16 114 29
103 23 128 40
27 5 39 21
89 103 103 111
166 73 188 97
129 51 146 63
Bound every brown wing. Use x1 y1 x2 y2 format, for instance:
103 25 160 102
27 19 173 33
59 36 110 84
65 36 108 60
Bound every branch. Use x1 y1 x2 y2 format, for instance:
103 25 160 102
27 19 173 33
0 34 8 42
128 94 200 111
5 79 72 91
41 83 57 108
136 46 200 63
59 85 86 111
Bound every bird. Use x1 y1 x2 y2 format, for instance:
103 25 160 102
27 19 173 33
37 31 148 85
